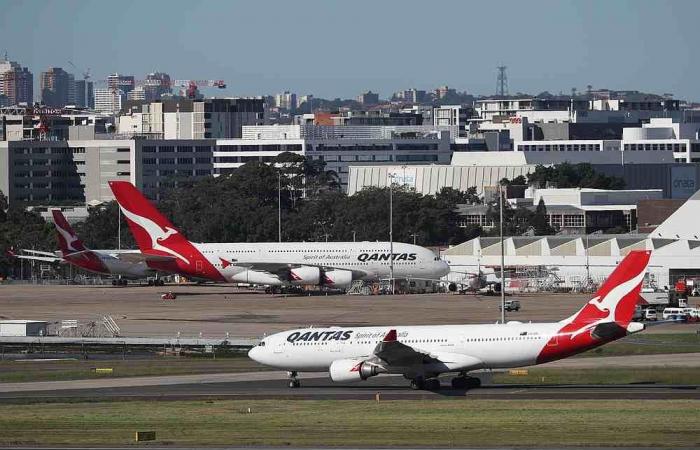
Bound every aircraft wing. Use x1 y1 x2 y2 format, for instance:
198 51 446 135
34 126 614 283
9 254 62 263
370 329 484 373
19 249 58 257
372 330 439 366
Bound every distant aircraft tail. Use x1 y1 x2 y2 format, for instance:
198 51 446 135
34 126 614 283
51 210 87 256
108 181 224 281
51 209 110 274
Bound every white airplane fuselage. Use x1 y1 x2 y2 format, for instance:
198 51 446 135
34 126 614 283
189 241 449 286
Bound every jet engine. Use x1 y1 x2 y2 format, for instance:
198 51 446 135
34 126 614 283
289 266 320 285
321 269 353 288
329 358 383 382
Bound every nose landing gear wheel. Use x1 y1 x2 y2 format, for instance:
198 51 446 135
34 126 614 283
410 377 425 390
287 371 300 388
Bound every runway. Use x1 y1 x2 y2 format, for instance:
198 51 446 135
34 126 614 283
0 369 698 402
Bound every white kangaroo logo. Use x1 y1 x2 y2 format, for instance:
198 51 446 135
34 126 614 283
119 205 190 265
568 266 647 339
55 221 80 253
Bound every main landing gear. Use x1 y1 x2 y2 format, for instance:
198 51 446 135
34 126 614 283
111 278 128 286
409 377 441 391
287 371 301 388
450 374 481 389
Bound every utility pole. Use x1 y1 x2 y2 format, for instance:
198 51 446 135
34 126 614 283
117 206 121 250
500 184 506 324
410 233 417 245
352 230 356 242
278 172 282 243
389 174 395 295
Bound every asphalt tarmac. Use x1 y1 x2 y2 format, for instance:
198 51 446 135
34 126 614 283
1 368 698 402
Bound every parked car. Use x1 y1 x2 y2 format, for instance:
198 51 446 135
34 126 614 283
499 300 521 312
644 308 658 321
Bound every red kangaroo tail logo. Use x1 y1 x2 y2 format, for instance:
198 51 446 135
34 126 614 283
52 209 86 255
108 181 225 282
52 209 108 274
537 250 651 364
566 250 651 332
108 181 192 264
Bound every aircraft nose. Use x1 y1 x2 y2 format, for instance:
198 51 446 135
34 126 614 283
439 260 450 277
248 346 262 362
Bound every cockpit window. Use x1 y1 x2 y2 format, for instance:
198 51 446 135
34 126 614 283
259 341 266 347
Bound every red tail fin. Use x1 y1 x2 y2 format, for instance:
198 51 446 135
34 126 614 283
108 181 191 261
566 250 651 328
108 181 225 282
52 210 86 255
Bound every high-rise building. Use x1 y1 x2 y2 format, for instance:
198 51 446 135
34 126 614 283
40 67 73 107
275 91 297 111
357 91 379 105
0 57 33 105
107 73 135 95
143 72 171 101
74 80 95 109
94 88 125 114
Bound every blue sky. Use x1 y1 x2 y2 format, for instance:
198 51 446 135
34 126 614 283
2 0 698 100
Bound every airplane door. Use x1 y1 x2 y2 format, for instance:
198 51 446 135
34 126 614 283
274 342 285 354
195 260 203 273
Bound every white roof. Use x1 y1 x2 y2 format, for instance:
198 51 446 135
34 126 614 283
0 320 48 324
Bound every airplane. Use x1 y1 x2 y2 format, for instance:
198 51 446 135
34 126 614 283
248 250 651 390
108 181 450 289
10 209 165 286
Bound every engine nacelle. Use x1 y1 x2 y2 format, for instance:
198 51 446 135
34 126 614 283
289 266 320 285
322 269 353 288
329 358 382 383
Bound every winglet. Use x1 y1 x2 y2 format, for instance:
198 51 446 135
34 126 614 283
383 329 397 342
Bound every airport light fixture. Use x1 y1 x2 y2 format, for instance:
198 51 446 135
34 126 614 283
388 173 395 295
500 184 506 324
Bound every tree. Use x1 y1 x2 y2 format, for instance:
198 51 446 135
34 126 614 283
73 201 135 249
435 187 481 205
531 198 555 235
527 163 625 189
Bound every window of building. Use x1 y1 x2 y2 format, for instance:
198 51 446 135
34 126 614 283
548 215 563 228
116 171 131 176
117 148 130 153
143 158 156 164
143 146 156 153
117 160 130 164
563 214 584 227
196 169 211 176
177 157 193 164
195 157 211 164
195 146 211 153
177 146 192 153
159 158 175 164
159 146 175 153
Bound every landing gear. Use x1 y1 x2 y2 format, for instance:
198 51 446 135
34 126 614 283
148 279 165 286
112 279 128 286
451 375 481 389
409 377 440 390
287 371 300 388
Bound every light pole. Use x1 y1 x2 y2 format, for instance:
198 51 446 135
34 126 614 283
352 230 356 242
278 172 282 243
410 233 417 245
389 174 395 295
500 184 506 324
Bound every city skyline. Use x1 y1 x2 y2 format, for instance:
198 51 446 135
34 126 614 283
1 0 699 101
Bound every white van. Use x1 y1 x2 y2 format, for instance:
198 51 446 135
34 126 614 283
662 307 688 321
644 309 658 321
